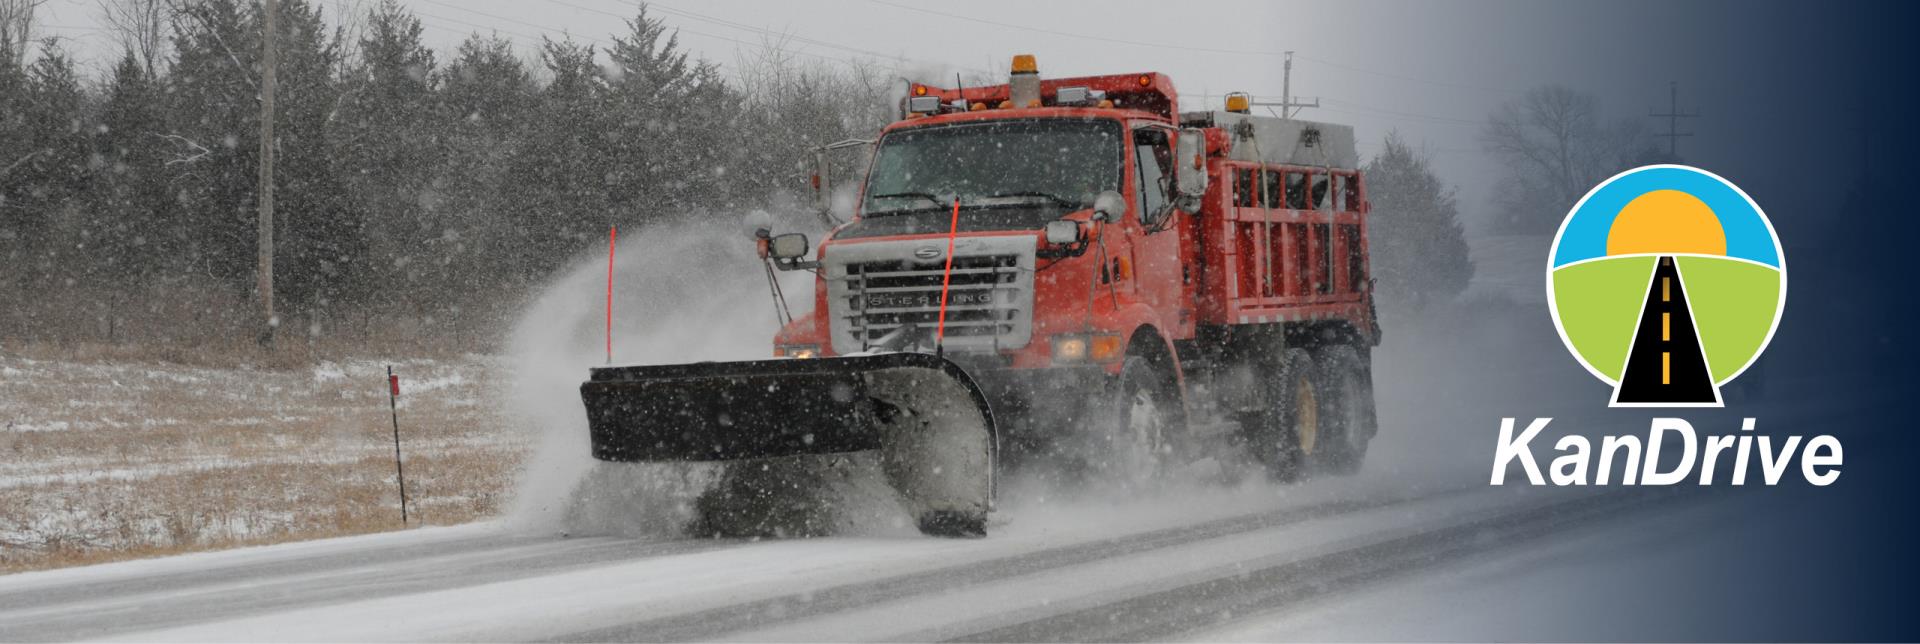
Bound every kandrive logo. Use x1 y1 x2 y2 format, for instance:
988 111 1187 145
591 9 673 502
1545 165 1786 407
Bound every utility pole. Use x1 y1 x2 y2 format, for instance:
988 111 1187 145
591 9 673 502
256 0 277 347
1252 51 1318 119
1650 81 1699 157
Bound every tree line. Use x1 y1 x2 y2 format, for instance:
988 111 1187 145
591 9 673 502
0 0 892 352
2 0 1623 354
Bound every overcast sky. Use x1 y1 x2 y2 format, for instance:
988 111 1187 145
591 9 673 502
31 0 1850 233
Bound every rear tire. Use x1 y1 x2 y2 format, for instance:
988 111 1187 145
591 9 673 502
1245 346 1321 483
1311 344 1376 475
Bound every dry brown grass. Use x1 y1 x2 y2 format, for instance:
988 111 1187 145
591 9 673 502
0 353 527 574
0 279 523 371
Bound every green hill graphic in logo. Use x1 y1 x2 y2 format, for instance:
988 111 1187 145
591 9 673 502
1546 165 1786 407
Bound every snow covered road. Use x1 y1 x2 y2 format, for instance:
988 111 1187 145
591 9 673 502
0 479 1704 642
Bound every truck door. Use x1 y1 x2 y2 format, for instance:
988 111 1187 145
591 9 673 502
1129 125 1191 335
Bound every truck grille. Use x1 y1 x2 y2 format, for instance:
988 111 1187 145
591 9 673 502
825 237 1036 354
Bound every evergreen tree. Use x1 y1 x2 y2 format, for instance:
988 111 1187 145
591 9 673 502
0 3 912 348
602 6 734 218
1364 132 1474 309
13 44 94 286
435 34 533 303
501 36 608 282
164 0 259 289
91 52 173 281
266 0 357 316
336 0 439 313
166 0 357 315
0 38 34 274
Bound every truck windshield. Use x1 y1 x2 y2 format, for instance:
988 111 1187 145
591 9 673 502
859 118 1122 227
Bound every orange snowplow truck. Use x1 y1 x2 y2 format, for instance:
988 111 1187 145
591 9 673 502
580 56 1380 537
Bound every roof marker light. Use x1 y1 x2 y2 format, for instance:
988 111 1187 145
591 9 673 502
1226 92 1251 113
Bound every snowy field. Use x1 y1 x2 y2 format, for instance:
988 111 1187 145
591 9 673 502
0 354 526 572
1461 233 1552 305
0 229 1797 640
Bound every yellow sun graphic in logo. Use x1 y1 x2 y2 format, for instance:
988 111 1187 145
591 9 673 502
1605 189 1726 257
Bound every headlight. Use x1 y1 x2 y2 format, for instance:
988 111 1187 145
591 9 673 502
775 344 820 359
1051 333 1124 363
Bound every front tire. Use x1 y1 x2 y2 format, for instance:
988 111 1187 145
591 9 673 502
1085 356 1184 490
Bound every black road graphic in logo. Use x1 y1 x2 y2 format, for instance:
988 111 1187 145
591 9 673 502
1614 256 1719 405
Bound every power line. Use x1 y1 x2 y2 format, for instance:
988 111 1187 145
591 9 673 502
413 11 563 46
1191 93 1482 129
417 0 611 46
541 0 896 73
626 0 908 64
1319 98 1481 126
619 0 996 77
1290 53 1518 96
865 0 1520 96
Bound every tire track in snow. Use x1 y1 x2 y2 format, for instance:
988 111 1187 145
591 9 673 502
554 486 1474 642
0 533 534 613
0 534 735 641
954 488 1691 642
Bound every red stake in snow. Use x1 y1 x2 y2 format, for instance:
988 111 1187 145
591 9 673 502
934 197 961 354
386 365 409 525
606 225 617 365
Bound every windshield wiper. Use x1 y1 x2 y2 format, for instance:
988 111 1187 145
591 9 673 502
867 191 946 208
985 191 1081 209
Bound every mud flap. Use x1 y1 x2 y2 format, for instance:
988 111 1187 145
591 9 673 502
579 352 995 536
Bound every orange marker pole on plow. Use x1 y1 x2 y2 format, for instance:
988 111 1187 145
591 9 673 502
934 197 961 356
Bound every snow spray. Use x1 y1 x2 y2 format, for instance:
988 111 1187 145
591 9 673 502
500 218 909 538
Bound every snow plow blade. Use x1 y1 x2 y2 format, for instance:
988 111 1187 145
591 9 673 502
579 352 996 536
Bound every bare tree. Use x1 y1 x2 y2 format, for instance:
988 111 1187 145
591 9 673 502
0 0 46 64
1480 85 1644 233
97 0 174 76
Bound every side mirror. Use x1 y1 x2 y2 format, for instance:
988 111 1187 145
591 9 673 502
1174 128 1209 199
1044 219 1083 245
1092 190 1126 222
810 138 875 228
743 209 773 239
769 233 809 260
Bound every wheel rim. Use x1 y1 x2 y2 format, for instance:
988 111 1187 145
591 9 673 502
1294 375 1318 455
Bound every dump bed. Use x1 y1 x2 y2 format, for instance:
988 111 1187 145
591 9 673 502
1186 112 1375 340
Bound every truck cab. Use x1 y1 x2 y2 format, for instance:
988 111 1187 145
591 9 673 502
758 56 1378 476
